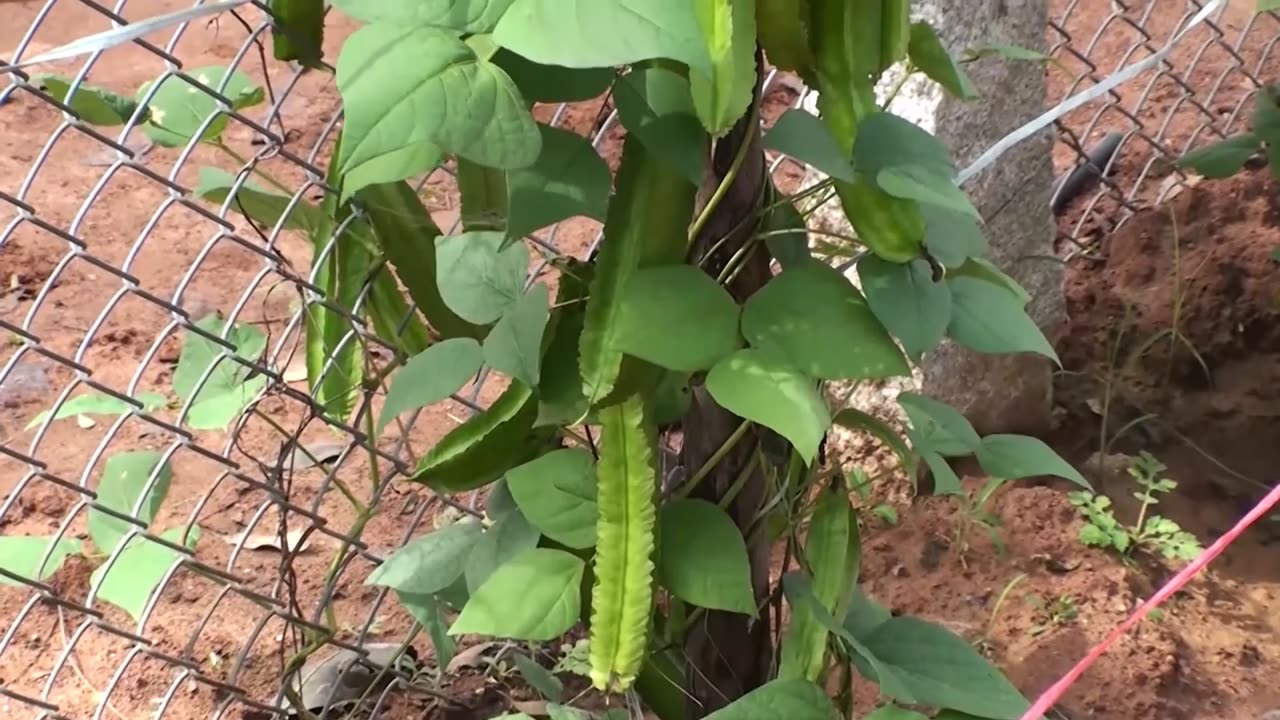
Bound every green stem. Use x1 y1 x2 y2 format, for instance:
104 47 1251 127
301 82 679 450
672 419 752 499
881 64 916 110
215 142 295 196
688 100 762 246
716 442 761 511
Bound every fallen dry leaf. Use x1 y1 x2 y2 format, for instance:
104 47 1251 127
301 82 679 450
222 527 310 553
446 641 498 673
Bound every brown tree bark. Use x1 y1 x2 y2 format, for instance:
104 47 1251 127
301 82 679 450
679 49 779 719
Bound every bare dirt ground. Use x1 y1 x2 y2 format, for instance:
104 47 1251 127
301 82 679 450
0 0 1278 719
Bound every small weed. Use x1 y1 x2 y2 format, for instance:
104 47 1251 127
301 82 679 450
552 638 591 678
954 477 1007 564
977 573 1027 656
1068 451 1201 563
1026 593 1079 636
871 504 899 526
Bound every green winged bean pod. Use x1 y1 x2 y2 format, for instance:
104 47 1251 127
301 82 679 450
588 393 661 692
778 480 861 682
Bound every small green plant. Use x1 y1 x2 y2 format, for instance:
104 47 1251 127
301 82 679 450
1025 593 1078 636
0 313 266 621
954 476 1008 562
1068 452 1202 563
552 638 592 678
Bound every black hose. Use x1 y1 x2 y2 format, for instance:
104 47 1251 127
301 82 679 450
1050 131 1125 216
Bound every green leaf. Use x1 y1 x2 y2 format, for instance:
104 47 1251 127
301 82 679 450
34 74 141 125
451 548 585 640
921 205 988 269
858 256 951 362
483 283 551 387
1177 133 1260 179
398 591 456 668
755 0 812 77
465 509 542 592
379 338 484 430
919 449 962 495
843 587 892 639
854 113 977 218
26 391 166 431
614 65 707 185
1252 88 1280 144
331 0 515 31
512 653 565 701
413 381 545 493
963 44 1056 63
547 705 588 720
269 0 325 68
1261 0 1280 11
507 124 611 240
493 49 615 103
700 678 840 720
579 135 696 406
908 22 979 100
493 0 711 76
88 451 172 555
764 109 855 182
458 157 510 233
536 261 592 426
832 408 917 477
948 257 1030 305
976 434 1089 488
652 370 693 425
705 347 830 462
780 573 915 703
172 313 267 431
866 706 929 720
341 141 444 201
0 536 83 585
947 275 1059 363
742 260 909 380
139 66 263 147
94 526 199 622
436 231 530 325
859 617 1031 719
366 268 432 356
612 265 742 372
897 392 980 458
658 499 755 615
194 167 326 234
878 165 977 217
762 181 811 269
336 24 540 178
367 520 485 593
506 448 598 549
359 181 485 340
690 0 757 137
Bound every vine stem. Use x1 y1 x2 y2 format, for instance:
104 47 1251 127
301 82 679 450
671 419 752 500
687 100 762 247
215 141 295 196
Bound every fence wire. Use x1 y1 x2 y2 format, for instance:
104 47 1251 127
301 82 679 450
0 1 1275 719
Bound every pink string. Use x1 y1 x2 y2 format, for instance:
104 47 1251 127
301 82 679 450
1020 480 1280 720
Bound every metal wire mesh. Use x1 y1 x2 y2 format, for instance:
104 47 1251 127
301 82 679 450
1048 0 1280 245
0 1 1274 719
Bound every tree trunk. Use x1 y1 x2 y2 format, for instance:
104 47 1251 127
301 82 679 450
679 50 777 719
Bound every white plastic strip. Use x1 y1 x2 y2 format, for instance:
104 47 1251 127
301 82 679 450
6 0 252 70
957 0 1225 185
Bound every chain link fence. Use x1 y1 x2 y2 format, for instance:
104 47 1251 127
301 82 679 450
0 1 1274 718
